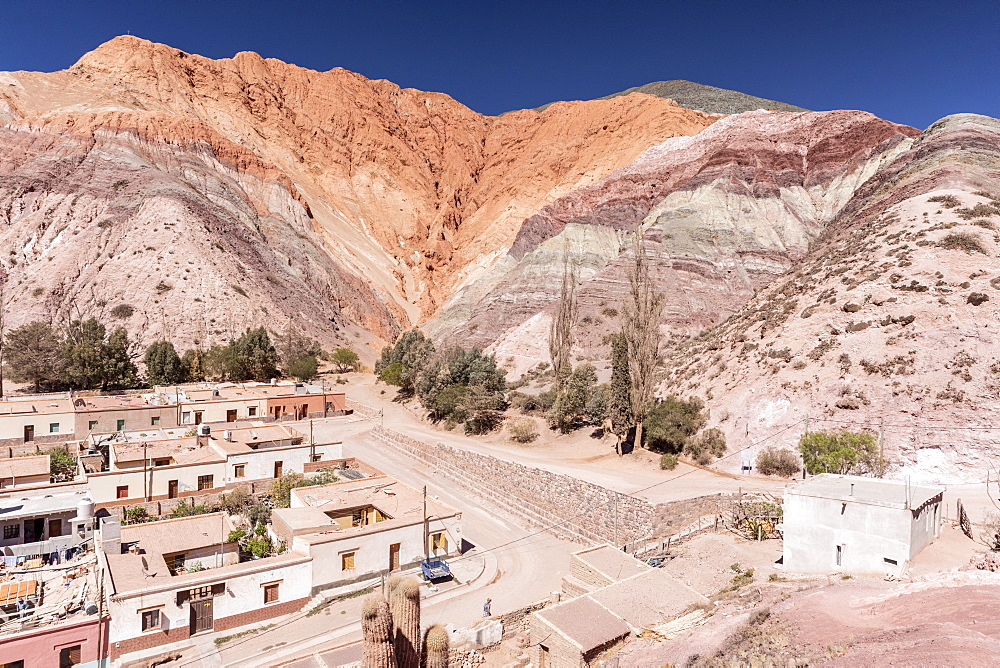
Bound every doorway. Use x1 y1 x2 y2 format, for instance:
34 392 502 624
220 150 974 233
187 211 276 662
23 425 33 442
190 599 214 634
389 543 401 571
49 519 62 538
24 518 43 543
194 412 203 425
168 480 179 499
274 461 283 478
226 409 237 422
58 645 81 668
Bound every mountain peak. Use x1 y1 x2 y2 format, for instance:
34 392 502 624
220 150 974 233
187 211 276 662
600 79 807 115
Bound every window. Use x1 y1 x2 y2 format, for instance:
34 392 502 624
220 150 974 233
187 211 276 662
263 582 280 604
197 475 214 491
311 454 323 462
248 406 257 417
116 485 129 499
166 553 186 574
3 524 19 539
341 552 356 570
141 608 161 631
59 645 81 668
151 416 160 426
4 660 25 668
88 420 98 431
432 532 448 551
234 464 245 479
49 423 60 433
116 419 126 431
154 459 171 467
836 544 843 567
181 412 191 424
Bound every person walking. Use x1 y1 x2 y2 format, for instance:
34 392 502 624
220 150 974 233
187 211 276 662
483 598 492 617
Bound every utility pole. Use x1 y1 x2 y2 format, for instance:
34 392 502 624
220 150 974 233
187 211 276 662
422 486 428 560
0 276 6 399
878 417 885 478
309 419 314 461
143 441 149 501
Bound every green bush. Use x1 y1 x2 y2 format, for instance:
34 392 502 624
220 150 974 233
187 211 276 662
685 428 726 465
332 348 360 373
170 501 212 518
659 453 678 470
755 447 800 477
45 446 76 478
644 396 707 452
799 430 883 476
507 418 539 443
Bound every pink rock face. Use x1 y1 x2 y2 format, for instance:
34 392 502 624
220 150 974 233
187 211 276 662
431 110 919 357
660 114 1000 482
0 35 719 350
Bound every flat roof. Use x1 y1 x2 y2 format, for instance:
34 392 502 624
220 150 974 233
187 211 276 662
573 544 650 583
588 570 706 630
112 439 223 466
0 490 89 520
536 595 631 652
786 474 943 509
0 398 75 416
119 512 234 556
276 478 459 544
0 455 51 479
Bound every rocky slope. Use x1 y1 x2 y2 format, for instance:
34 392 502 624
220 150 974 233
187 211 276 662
599 79 807 114
427 110 919 375
0 35 718 351
659 114 1000 482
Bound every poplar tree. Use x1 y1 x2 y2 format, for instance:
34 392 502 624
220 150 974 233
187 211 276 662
622 231 664 450
549 249 578 389
608 332 633 452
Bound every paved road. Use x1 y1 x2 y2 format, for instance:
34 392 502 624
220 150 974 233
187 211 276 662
207 413 575 667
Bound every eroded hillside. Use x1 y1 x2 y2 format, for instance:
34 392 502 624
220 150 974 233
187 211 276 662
0 35 718 350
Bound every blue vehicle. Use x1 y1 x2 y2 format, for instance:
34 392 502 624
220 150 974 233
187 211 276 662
420 556 452 581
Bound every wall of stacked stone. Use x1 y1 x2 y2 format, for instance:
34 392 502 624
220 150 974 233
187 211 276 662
346 399 381 418
102 479 276 522
372 426 655 544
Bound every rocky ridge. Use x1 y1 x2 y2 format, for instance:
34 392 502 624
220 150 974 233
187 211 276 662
599 79 808 115
659 114 1000 482
0 36 719 350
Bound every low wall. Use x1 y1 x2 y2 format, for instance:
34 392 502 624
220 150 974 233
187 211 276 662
346 399 380 418
371 426 658 544
102 479 277 522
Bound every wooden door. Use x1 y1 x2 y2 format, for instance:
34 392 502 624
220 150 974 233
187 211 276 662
389 543 401 571
23 425 33 442
194 412 203 425
168 480 179 499
49 519 62 538
59 645 81 667
190 599 213 634
226 409 237 422
274 461 283 478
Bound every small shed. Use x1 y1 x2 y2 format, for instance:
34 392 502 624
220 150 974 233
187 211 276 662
782 473 944 575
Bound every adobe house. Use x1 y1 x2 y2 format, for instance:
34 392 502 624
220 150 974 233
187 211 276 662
0 396 76 446
529 546 707 666
782 473 944 576
272 476 462 593
0 454 52 489
99 513 312 663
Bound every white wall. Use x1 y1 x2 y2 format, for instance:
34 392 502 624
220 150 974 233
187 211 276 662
225 443 341 485
179 399 268 424
295 514 462 590
88 461 227 503
0 410 75 440
909 500 942 559
783 493 941 575
108 557 312 645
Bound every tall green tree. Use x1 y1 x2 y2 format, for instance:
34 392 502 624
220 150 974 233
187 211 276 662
145 341 183 386
644 396 707 452
332 348 360 373
799 430 883 476
376 330 435 394
63 318 107 389
549 364 598 433
180 348 207 382
548 250 578 388
4 321 63 392
623 232 665 449
227 327 279 381
102 326 138 390
287 354 319 381
608 332 633 450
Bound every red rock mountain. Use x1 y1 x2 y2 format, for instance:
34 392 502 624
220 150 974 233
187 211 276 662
0 35 718 351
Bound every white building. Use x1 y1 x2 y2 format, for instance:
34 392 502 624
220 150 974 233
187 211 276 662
99 513 312 665
782 473 944 576
272 476 462 593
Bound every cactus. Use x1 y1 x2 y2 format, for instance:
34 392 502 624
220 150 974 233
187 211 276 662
393 577 422 668
361 594 396 668
385 573 402 598
422 624 450 668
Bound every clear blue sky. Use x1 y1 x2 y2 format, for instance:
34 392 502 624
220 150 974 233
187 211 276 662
2 0 996 129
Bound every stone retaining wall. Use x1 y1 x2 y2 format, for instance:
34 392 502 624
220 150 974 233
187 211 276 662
346 399 381 418
372 426 664 544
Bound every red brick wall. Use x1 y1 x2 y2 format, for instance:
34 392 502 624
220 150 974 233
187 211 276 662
111 597 309 660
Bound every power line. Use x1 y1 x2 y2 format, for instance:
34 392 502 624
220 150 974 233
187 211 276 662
175 418 807 666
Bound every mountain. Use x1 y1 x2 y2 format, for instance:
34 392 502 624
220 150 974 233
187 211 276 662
600 80 807 115
0 36 719 353
427 110 919 374
659 113 1000 483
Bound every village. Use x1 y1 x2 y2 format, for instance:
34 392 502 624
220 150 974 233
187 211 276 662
0 367 992 668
